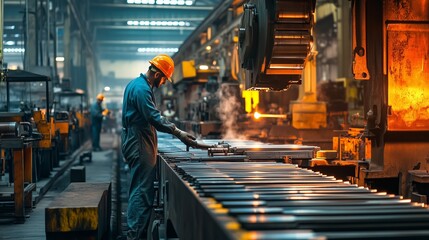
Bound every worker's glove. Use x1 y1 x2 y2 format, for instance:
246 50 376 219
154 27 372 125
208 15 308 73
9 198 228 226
173 128 197 147
102 109 109 116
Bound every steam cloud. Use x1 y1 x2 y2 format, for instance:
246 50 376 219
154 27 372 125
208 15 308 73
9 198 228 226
216 84 246 140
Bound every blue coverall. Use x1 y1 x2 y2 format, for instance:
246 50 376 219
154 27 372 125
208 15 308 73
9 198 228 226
90 101 104 150
121 73 176 240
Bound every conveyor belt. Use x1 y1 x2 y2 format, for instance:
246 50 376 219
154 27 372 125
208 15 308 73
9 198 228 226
156 135 429 239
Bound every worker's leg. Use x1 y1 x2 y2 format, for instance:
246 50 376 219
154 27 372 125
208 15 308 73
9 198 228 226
91 125 98 149
92 122 101 149
96 121 103 149
127 159 156 240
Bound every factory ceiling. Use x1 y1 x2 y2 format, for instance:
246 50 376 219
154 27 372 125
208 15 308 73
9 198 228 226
2 0 222 66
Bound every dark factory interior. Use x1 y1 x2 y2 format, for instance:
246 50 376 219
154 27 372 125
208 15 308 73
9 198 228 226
1 0 429 239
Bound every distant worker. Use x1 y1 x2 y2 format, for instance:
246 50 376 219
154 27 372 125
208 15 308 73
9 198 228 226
91 93 108 151
121 54 197 240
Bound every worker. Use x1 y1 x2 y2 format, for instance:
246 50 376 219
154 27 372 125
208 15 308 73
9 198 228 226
121 54 197 240
90 93 108 151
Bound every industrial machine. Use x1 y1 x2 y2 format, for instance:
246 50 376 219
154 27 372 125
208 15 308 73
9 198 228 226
0 113 39 223
169 0 429 195
349 0 429 199
0 69 57 222
238 0 315 91
54 90 89 152
3 69 58 179
151 0 429 239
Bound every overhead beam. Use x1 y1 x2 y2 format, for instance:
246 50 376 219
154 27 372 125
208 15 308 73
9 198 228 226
4 0 22 5
95 29 189 40
89 6 211 21
174 0 233 62
98 53 163 61
97 40 183 45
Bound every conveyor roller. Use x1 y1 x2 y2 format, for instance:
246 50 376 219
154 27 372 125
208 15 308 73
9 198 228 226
0 122 20 137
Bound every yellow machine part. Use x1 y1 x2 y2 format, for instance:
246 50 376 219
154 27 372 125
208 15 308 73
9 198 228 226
33 110 43 122
181 60 197 79
76 112 85 128
50 117 57 137
290 101 327 129
242 90 259 113
333 134 371 161
56 122 69 134
33 110 53 149
37 122 53 149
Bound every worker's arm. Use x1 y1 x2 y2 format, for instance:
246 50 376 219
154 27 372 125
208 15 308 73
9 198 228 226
136 88 196 146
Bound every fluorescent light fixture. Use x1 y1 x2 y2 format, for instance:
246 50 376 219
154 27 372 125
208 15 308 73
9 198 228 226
5 41 15 46
199 65 209 70
127 0 192 5
4 48 25 53
137 47 178 53
104 86 111 92
56 57 65 62
127 20 190 27
9 65 19 70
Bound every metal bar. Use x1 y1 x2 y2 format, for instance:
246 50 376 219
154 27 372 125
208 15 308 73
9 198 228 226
157 134 429 239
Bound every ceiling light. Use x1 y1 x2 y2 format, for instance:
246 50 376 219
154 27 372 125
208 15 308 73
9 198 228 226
56 57 65 62
5 41 15 46
137 47 178 53
4 48 25 53
127 0 192 5
127 20 190 27
9 65 19 70
199 65 209 70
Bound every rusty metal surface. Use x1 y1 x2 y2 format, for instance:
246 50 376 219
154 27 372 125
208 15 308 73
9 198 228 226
45 182 111 235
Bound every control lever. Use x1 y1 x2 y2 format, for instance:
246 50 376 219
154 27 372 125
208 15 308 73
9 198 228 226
185 140 237 157
186 141 217 151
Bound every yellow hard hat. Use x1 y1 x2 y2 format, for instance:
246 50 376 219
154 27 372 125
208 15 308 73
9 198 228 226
96 93 104 101
149 54 174 82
